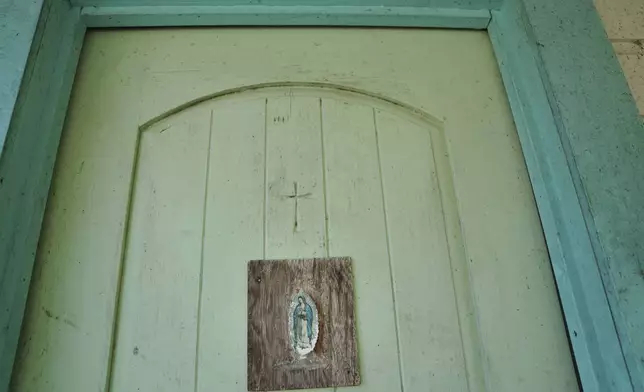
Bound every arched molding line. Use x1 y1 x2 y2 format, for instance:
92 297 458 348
138 81 444 132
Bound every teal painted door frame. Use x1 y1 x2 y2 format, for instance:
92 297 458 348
1 0 642 391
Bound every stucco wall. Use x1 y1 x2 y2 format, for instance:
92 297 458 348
596 0 644 116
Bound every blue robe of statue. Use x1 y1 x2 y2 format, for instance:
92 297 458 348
293 299 313 345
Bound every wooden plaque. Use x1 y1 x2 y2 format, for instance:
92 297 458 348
247 257 360 391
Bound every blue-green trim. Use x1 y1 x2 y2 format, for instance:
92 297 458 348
72 0 504 10
488 1 632 390
81 5 491 28
2 1 643 391
0 1 85 391
518 0 644 389
0 0 45 154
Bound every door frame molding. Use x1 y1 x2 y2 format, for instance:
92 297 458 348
2 1 643 391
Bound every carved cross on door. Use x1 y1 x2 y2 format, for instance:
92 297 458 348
284 182 312 232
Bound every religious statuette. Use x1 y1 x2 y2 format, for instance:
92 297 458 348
289 291 319 358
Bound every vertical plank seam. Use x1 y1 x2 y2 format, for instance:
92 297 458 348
263 98 269 259
426 128 476 392
293 181 299 233
103 127 144 392
319 98 331 258
319 98 335 392
373 108 405 392
194 109 215 392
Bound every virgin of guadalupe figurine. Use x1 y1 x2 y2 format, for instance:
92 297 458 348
289 291 318 358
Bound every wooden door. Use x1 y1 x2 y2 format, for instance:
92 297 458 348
11 29 579 392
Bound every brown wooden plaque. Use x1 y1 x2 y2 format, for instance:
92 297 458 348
247 257 360 391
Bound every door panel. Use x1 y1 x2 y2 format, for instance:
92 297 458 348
265 96 327 259
199 99 266 391
376 110 468 391
114 89 469 391
110 109 212 391
321 98 402 391
11 29 579 392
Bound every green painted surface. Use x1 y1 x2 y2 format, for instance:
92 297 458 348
81 5 490 28
73 0 503 9
0 0 44 152
489 1 632 390
1 0 643 391
518 0 644 389
0 1 84 391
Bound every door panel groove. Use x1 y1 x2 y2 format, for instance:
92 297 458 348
319 98 331 258
263 97 269 260
193 109 215 392
104 127 144 392
199 100 265 391
372 107 406 392
426 119 475 392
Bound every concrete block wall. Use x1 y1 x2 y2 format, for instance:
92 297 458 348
595 0 644 116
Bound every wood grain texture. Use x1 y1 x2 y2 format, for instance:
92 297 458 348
247 257 359 391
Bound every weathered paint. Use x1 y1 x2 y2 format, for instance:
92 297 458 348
0 0 643 391
0 1 84 391
519 0 644 389
488 1 632 390
72 0 504 9
10 30 578 392
80 5 491 29
0 0 45 152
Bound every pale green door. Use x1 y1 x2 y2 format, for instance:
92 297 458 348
12 29 578 392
